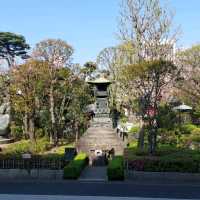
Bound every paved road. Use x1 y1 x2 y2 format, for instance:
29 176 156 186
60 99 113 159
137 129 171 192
0 194 194 200
0 180 199 199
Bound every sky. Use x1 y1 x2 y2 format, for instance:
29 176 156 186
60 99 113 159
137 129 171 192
0 0 200 65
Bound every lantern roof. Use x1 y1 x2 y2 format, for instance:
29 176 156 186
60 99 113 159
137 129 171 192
87 76 111 84
173 103 192 111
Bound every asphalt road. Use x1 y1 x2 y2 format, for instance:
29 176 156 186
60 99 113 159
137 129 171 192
0 194 195 200
0 180 199 199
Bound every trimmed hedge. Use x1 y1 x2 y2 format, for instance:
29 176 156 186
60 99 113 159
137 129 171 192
63 153 88 179
128 158 200 173
107 156 124 180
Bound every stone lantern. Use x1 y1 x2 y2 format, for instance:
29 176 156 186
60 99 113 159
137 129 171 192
87 76 111 118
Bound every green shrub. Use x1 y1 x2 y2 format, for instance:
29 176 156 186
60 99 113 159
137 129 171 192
120 117 128 124
129 126 140 134
190 135 200 143
159 158 199 173
107 156 124 180
10 124 23 140
180 124 197 134
2 138 51 157
180 127 200 148
35 128 45 138
191 127 200 135
129 157 199 173
3 140 30 157
128 147 200 173
157 128 181 146
31 137 51 153
157 104 177 130
63 153 88 179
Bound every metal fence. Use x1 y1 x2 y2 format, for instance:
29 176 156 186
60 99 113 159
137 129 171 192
0 158 66 170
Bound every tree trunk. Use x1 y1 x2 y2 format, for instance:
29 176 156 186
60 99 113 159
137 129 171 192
148 120 157 155
137 120 145 150
23 113 29 139
75 122 79 143
50 84 57 145
28 117 35 143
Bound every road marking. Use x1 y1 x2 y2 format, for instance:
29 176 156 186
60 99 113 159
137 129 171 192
0 194 192 200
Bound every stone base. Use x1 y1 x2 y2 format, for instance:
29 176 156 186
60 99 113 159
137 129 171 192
77 117 124 163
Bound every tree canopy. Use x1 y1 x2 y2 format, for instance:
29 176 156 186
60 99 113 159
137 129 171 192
0 32 30 67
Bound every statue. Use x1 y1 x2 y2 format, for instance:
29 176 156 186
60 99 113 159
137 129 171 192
0 99 10 139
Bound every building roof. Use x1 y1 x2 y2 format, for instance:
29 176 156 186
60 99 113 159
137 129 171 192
87 76 111 84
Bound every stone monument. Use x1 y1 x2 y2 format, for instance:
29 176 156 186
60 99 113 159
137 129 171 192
87 76 111 118
77 75 124 165
0 99 12 144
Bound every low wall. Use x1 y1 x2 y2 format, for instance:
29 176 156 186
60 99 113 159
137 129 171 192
126 170 200 182
0 169 63 180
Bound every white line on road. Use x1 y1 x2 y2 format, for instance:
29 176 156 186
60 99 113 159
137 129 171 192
0 194 192 200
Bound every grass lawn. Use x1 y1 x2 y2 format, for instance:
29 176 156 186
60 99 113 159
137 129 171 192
0 138 75 158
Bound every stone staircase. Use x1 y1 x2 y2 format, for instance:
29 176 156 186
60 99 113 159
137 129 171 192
76 117 124 156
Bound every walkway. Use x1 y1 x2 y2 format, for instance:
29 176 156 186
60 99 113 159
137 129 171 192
79 166 107 181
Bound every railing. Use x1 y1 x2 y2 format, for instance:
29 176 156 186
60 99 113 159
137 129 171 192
0 158 66 170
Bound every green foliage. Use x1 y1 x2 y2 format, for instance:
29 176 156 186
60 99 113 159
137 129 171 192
191 127 200 135
157 128 180 146
10 123 23 140
3 140 30 156
180 124 197 134
141 158 199 173
157 104 177 130
190 135 200 143
127 145 200 172
124 60 177 82
120 117 128 124
0 32 30 66
63 153 88 179
180 127 200 147
31 137 52 153
35 128 45 139
107 156 124 180
81 61 97 77
2 138 51 156
129 126 140 134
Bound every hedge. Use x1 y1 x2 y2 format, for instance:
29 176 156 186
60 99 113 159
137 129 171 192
107 156 124 180
128 158 200 173
63 152 88 179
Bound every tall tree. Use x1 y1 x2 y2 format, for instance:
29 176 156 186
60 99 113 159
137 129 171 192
0 32 30 67
81 61 97 80
97 44 134 110
33 39 73 144
119 0 179 62
118 0 180 150
10 60 49 142
123 60 177 154
176 44 200 106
